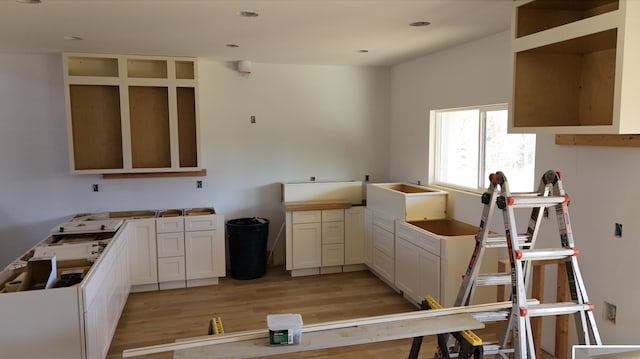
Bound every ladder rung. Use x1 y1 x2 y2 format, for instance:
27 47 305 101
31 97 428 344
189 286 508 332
475 273 512 286
516 248 577 261
524 302 593 317
485 234 532 248
506 195 567 208
483 344 514 356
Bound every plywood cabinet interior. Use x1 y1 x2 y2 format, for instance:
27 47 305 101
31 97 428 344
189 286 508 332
509 0 640 134
64 53 200 173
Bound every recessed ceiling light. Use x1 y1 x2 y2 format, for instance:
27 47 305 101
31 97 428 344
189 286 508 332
240 11 259 17
358 49 369 53
226 44 239 48
63 36 83 41
410 21 431 27
15 0 42 3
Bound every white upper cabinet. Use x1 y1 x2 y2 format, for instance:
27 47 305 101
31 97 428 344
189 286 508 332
509 0 640 134
63 53 201 173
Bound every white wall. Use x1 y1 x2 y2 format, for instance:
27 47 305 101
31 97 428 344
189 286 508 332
390 30 640 351
0 54 390 268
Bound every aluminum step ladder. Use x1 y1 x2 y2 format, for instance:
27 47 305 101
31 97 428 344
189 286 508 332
448 170 601 359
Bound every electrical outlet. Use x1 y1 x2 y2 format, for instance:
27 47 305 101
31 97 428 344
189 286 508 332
196 180 203 189
250 115 256 124
615 223 622 237
365 174 369 182
604 301 616 324
310 176 316 182
92 184 99 192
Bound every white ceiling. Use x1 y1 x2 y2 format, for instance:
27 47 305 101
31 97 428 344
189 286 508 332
0 0 513 66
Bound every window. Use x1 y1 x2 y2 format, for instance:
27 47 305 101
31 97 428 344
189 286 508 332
430 104 536 192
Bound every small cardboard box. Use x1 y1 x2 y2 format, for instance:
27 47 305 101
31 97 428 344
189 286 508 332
19 256 57 291
267 313 303 345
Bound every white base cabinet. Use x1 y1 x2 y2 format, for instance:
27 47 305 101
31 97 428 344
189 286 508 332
0 223 131 359
286 207 365 276
395 220 498 308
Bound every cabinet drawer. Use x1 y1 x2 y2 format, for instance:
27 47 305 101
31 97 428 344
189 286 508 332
184 215 217 231
292 211 322 224
158 256 186 282
398 222 440 256
322 209 344 222
372 225 394 257
415 231 440 256
157 232 185 258
396 222 417 242
322 221 344 244
156 217 184 233
322 244 344 267
373 212 395 233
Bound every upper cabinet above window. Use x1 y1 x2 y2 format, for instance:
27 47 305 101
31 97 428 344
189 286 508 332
509 0 640 134
63 53 201 174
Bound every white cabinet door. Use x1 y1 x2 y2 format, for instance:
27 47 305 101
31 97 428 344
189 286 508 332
396 235 440 305
292 222 322 269
185 230 218 279
344 207 364 265
128 219 158 286
322 244 345 267
417 248 440 304
395 237 419 300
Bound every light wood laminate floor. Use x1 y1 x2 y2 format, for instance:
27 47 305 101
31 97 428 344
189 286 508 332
107 267 532 359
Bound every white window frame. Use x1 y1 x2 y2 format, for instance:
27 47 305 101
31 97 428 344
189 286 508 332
428 103 534 193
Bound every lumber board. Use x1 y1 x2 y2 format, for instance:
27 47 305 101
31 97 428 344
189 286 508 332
122 300 525 358
555 134 640 147
283 200 353 211
102 169 206 179
172 313 481 359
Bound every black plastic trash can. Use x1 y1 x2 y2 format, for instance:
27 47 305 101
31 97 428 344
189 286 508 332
226 217 270 280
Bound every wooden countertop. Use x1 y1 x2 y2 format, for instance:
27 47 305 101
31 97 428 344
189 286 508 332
283 200 354 211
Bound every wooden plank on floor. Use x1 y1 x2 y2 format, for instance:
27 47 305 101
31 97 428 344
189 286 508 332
172 314 481 359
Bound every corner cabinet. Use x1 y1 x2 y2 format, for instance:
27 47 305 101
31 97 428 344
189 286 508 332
509 0 640 134
63 53 201 173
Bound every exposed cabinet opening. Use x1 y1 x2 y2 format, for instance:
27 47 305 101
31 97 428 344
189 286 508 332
516 0 619 38
177 87 198 167
127 59 168 79
513 28 616 128
70 85 123 169
176 61 195 80
128 86 171 168
67 56 119 77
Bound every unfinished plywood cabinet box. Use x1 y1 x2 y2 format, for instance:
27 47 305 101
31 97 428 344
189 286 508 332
63 53 201 173
509 0 640 134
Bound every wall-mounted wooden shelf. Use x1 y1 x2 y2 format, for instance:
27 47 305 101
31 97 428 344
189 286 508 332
555 134 640 147
102 169 207 179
